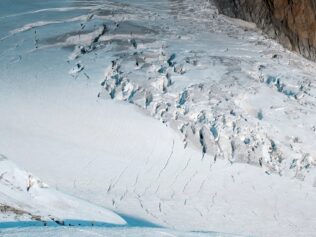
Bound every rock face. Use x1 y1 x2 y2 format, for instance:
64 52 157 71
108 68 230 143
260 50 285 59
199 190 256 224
214 0 316 61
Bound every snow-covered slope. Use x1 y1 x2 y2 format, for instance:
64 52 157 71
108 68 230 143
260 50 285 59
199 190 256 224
0 0 316 236
0 155 125 227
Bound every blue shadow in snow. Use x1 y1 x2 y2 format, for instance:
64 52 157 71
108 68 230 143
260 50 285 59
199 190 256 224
118 213 161 228
0 219 125 229
0 214 160 229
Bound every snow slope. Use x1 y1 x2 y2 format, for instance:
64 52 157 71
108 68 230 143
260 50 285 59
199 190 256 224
0 0 316 236
0 155 125 226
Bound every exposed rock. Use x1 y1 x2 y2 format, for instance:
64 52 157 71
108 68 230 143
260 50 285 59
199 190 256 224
214 0 316 61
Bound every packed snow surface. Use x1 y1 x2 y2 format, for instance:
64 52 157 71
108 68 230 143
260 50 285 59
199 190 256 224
0 0 316 236
0 227 242 237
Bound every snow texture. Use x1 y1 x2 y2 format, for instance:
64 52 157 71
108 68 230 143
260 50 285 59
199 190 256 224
0 0 316 236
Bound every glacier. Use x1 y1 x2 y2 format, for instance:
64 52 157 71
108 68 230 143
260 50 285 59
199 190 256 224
0 0 315 236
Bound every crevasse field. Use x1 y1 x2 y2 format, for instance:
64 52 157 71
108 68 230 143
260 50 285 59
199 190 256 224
0 0 315 236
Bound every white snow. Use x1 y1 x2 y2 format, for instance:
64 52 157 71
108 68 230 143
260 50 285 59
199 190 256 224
0 226 241 237
0 0 316 236
0 155 126 226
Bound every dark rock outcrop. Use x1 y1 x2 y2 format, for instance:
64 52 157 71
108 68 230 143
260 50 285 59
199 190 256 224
214 0 316 61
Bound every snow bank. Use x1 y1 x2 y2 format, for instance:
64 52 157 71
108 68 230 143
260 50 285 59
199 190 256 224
0 155 126 226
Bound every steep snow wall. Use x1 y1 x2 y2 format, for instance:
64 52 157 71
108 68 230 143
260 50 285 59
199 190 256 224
214 0 316 61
